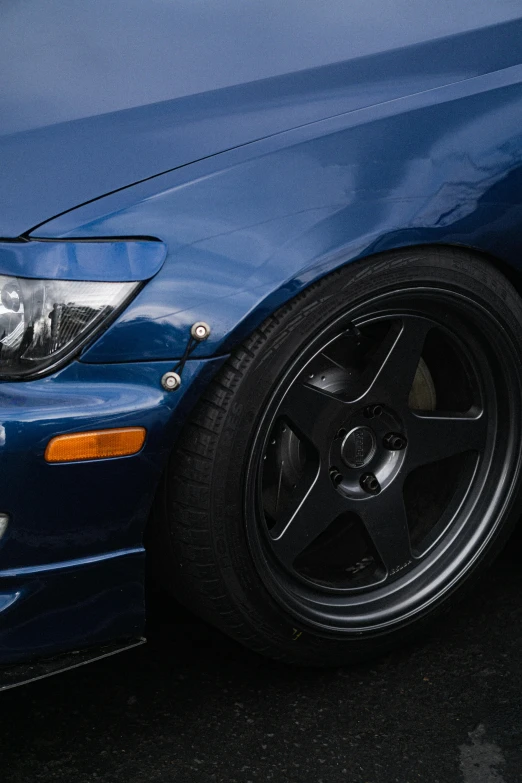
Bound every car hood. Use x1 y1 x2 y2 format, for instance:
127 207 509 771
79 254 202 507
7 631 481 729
2 0 522 238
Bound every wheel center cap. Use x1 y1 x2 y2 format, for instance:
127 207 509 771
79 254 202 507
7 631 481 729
341 426 377 469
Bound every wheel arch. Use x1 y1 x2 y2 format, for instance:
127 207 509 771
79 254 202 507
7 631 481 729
219 239 522 355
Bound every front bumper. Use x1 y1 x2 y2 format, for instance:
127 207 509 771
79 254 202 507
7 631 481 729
0 355 225 665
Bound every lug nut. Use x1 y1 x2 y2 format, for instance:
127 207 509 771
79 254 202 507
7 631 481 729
360 472 381 494
383 432 407 450
329 466 343 486
364 404 383 418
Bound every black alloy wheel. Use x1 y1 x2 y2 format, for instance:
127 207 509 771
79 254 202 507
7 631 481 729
156 247 522 665
248 292 511 631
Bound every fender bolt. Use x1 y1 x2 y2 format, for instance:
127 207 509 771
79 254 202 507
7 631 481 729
190 321 211 341
161 371 181 391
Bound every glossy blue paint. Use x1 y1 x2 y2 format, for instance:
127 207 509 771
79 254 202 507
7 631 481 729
2 2 522 670
2 4 522 236
0 355 226 664
0 551 144 664
35 64 522 362
0 240 166 282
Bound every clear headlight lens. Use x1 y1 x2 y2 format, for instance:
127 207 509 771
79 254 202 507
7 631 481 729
0 276 138 379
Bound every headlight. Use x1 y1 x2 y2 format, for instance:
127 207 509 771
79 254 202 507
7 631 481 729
0 276 138 379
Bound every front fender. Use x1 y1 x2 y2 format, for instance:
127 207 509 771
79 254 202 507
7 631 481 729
32 64 522 362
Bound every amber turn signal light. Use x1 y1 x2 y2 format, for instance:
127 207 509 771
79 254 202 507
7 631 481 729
45 427 146 463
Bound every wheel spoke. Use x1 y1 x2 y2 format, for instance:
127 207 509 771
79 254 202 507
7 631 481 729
269 468 344 569
358 483 412 575
406 410 487 470
278 381 348 450
348 317 431 406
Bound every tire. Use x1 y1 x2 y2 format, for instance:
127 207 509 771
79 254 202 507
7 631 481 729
153 246 522 666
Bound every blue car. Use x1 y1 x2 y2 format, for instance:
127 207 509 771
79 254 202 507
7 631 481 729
2 1 522 684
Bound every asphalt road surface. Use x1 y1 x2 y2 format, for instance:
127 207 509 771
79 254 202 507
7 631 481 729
2 532 522 783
